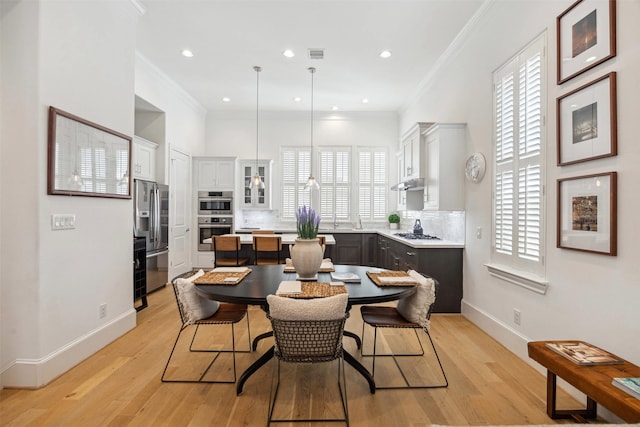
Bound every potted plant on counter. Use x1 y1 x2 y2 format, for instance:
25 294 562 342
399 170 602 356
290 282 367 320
388 213 400 230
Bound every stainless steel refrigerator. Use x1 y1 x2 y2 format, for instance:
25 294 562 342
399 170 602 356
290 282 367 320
134 179 169 294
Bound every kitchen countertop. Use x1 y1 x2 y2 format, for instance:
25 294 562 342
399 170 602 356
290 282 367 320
234 228 464 249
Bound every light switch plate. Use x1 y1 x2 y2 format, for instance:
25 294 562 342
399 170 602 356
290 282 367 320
51 214 76 230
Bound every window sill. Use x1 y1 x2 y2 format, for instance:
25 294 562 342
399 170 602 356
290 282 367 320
484 263 548 295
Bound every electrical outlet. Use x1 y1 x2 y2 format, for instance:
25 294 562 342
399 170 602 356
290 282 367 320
513 308 521 325
99 304 107 319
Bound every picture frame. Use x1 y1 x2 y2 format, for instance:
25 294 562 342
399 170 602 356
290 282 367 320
557 72 617 166
557 0 616 84
48 106 132 199
557 172 617 255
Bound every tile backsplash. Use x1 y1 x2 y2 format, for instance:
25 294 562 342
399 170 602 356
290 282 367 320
236 209 465 243
397 210 465 243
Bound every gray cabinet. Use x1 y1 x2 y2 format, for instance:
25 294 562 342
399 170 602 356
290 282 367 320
330 233 377 267
376 237 462 313
330 232 462 313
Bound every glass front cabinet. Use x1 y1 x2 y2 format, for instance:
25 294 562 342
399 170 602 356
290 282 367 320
239 159 273 209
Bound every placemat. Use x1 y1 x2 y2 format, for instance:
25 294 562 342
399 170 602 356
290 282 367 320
193 268 251 285
283 258 335 273
278 281 347 298
366 271 419 287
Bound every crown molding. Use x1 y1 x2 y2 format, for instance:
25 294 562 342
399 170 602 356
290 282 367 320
135 52 207 116
128 0 146 16
400 0 494 114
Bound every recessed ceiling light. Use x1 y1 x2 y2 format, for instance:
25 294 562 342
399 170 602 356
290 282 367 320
362 98 369 104
283 49 295 58
222 97 231 103
293 97 302 102
181 49 194 58
332 106 339 111
379 50 392 59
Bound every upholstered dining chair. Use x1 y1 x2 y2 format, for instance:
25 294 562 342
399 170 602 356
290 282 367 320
266 293 350 426
162 270 251 384
253 235 283 265
212 235 249 267
360 270 448 390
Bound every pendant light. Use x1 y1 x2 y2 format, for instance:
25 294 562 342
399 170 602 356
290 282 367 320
250 65 265 190
304 67 320 190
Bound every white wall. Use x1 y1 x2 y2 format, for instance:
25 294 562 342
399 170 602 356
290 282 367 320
135 53 207 172
206 110 399 211
1 0 140 388
400 0 640 418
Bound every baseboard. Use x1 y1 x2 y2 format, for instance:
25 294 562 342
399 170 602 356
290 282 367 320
460 300 624 423
1 308 136 388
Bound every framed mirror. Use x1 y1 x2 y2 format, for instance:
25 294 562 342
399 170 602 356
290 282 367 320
47 106 132 199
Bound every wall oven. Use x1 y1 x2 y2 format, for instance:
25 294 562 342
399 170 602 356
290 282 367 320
198 216 233 251
198 191 233 215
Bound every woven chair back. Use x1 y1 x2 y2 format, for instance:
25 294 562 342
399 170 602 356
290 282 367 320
269 316 347 363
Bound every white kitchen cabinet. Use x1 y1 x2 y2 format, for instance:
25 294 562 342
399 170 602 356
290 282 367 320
194 157 236 190
400 122 432 180
239 159 273 209
423 123 466 210
133 136 158 181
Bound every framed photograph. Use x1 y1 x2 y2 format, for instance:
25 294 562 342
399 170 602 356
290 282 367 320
557 172 617 255
557 72 617 166
557 0 616 84
48 106 132 199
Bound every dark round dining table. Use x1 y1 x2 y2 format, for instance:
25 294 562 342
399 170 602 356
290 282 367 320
195 264 416 394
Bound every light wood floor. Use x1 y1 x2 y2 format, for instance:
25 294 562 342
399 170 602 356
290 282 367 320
0 285 598 426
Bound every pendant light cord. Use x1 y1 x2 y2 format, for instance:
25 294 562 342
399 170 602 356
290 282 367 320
254 66 261 170
309 67 315 178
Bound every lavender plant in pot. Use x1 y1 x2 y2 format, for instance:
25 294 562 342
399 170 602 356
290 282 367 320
290 206 323 279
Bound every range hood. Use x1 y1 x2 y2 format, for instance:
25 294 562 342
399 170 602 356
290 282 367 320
390 177 424 191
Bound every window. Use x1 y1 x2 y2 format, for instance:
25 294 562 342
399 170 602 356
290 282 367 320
281 145 388 224
491 33 546 282
357 147 388 221
281 147 311 220
319 147 351 223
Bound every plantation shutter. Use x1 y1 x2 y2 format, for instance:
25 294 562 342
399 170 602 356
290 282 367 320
281 147 311 220
358 148 387 221
492 34 545 276
319 147 351 222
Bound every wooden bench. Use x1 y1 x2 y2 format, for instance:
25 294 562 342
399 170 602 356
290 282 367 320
528 341 640 423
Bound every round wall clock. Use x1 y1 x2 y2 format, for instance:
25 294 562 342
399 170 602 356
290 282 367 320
465 153 486 183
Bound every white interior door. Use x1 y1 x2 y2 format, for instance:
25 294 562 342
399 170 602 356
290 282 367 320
169 148 191 278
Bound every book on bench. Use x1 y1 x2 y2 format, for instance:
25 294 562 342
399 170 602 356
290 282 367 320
612 377 640 399
545 341 624 365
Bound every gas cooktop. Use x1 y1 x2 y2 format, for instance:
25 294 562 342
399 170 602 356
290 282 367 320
394 232 441 240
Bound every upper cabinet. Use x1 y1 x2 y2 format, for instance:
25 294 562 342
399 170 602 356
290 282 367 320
133 136 158 181
194 157 236 190
400 122 432 180
423 123 466 211
239 159 273 209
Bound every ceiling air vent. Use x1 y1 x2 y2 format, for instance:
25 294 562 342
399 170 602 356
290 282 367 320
308 48 324 60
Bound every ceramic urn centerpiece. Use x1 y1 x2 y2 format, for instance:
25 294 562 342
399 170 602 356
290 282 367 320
290 205 323 279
